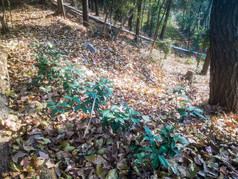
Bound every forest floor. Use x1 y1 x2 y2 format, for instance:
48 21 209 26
0 3 238 179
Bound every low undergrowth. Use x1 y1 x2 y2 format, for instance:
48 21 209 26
1 7 237 179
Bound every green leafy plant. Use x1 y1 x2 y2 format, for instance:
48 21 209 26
177 105 206 121
155 39 173 58
101 104 141 132
81 78 114 114
131 126 189 170
58 61 85 95
47 78 113 115
185 57 195 65
33 44 65 85
164 86 206 121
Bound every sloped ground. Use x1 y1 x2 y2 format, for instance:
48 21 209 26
0 4 238 179
0 46 11 177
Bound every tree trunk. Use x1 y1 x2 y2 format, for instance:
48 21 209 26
196 47 205 67
109 1 114 32
209 0 238 112
200 48 211 76
1 0 9 33
128 9 134 31
90 0 94 12
148 14 154 37
57 0 65 18
148 0 160 37
140 0 146 29
160 0 172 40
103 7 109 33
88 0 91 9
95 0 99 16
135 0 143 42
0 16 8 34
150 0 166 53
82 0 89 27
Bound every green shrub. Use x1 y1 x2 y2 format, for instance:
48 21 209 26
164 86 206 121
80 78 114 114
32 44 113 115
131 126 189 170
155 39 173 58
33 44 65 85
185 57 195 65
58 61 85 95
101 104 141 132
47 78 113 115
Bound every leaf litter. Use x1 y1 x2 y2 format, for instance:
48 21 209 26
0 4 237 179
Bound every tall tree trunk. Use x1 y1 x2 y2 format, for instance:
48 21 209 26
160 0 172 40
148 0 160 37
0 16 9 34
57 0 65 18
187 29 191 49
196 46 205 67
135 0 143 42
1 0 9 33
200 48 211 76
103 6 109 33
88 0 91 9
150 0 166 53
128 0 136 32
109 1 114 32
82 0 89 27
149 14 154 37
91 0 95 12
140 0 146 30
128 9 134 31
95 0 99 16
209 0 238 112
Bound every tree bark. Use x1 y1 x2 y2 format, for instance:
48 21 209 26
82 0 89 27
88 0 91 9
135 0 143 42
150 0 166 53
1 0 9 33
57 0 65 18
200 48 211 76
140 0 146 29
196 47 205 67
148 14 154 37
109 1 114 32
95 0 99 16
90 0 95 12
103 6 109 33
209 0 238 112
128 9 134 31
148 0 160 37
160 0 172 40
